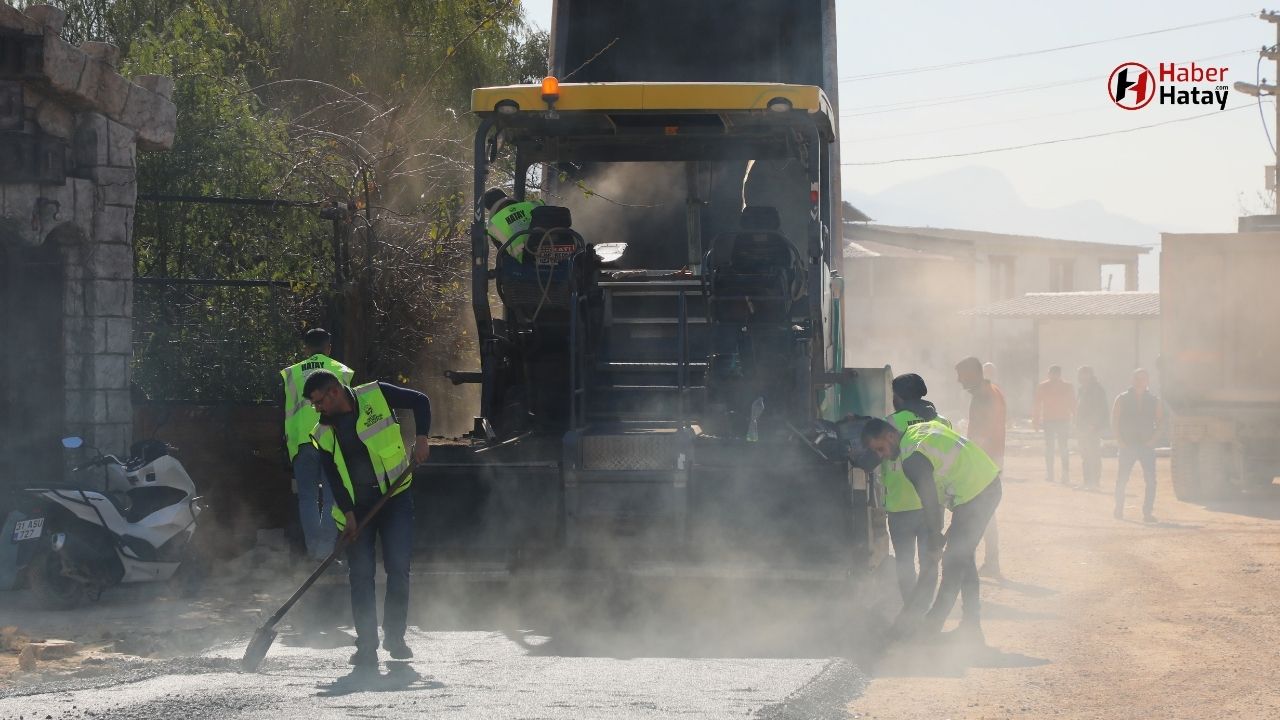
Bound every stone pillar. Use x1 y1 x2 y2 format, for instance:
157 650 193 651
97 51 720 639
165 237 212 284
0 2 175 470
70 112 140 454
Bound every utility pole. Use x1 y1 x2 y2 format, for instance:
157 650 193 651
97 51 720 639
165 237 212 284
1234 10 1280 212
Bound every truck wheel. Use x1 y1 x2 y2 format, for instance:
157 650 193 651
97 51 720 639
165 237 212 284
28 550 86 610
1171 441 1201 501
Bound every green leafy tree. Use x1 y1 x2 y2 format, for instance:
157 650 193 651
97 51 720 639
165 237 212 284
34 0 548 415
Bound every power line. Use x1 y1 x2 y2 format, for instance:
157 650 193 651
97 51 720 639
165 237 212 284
845 106 1101 143
839 49 1250 118
843 105 1252 166
839 13 1254 83
842 75 1092 117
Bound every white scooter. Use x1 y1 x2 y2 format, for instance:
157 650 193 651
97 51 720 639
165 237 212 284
9 436 207 608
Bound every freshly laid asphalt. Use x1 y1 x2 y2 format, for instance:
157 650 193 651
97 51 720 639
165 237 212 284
0 577 873 719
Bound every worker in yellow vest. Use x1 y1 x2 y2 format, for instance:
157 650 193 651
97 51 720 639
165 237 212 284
483 187 544 262
281 328 353 561
304 370 431 668
882 373 951 606
863 417 1002 645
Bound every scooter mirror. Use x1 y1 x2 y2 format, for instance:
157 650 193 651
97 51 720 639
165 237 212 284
61 436 84 449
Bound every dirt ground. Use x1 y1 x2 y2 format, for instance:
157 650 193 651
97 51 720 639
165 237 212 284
0 533 308 686
850 439 1280 720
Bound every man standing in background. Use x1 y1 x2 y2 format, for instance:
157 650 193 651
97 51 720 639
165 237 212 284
1075 366 1108 490
1034 365 1074 485
956 356 1006 578
281 328 353 562
1113 368 1164 523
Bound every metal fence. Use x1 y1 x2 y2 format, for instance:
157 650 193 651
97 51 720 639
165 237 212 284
131 194 340 403
132 277 329 404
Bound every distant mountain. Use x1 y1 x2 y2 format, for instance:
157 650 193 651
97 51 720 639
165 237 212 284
846 166 1162 288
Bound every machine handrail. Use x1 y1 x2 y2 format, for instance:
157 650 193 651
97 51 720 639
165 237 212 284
677 290 689 427
567 247 590 430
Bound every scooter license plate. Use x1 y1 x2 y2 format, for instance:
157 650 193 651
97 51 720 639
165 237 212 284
11 518 44 542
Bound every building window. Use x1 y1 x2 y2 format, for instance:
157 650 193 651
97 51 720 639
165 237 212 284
1100 262 1128 291
989 255 1016 300
1050 259 1075 292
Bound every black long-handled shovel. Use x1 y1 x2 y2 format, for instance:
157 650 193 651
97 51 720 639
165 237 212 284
241 468 414 672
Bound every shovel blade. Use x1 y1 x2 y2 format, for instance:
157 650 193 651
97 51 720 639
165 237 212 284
240 626 278 673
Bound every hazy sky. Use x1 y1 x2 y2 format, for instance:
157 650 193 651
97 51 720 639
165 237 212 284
521 0 1274 234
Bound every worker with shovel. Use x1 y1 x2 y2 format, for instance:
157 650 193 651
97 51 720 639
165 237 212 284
304 370 432 668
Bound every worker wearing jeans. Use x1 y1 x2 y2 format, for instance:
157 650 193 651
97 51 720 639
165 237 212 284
291 444 338 560
346 484 413 658
1113 369 1163 522
307 371 432 667
280 328 353 561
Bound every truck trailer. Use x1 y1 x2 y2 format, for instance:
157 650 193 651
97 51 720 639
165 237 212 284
1162 231 1280 500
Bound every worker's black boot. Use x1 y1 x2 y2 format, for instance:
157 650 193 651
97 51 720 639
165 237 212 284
349 647 378 666
384 638 413 660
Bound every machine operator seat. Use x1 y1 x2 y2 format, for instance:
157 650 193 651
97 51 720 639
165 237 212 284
495 205 585 323
706 206 806 323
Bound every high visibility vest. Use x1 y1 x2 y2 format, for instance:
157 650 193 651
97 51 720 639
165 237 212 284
281 354 354 460
486 199 544 262
900 420 999 509
881 410 951 513
311 383 412 530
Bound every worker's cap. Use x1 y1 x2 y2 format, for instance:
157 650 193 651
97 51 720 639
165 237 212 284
891 373 928 401
483 188 510 212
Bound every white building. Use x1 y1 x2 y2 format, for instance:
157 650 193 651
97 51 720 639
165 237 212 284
843 224 1148 418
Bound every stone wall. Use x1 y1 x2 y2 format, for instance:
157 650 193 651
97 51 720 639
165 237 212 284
0 3 175 473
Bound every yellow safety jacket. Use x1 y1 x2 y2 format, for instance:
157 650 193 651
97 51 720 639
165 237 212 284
281 353 354 460
311 383 412 530
881 410 951 513
487 199 544 261
900 420 999 509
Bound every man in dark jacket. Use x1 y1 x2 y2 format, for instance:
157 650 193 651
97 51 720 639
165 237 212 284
1112 368 1163 522
1075 366 1108 489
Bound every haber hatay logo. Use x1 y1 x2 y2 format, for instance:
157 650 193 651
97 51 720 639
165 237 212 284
1108 61 1231 111
1109 62 1154 110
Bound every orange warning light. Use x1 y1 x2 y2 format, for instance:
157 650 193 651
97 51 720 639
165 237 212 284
541 76 560 102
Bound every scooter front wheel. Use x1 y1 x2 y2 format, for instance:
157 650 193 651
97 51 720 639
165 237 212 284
28 549 87 610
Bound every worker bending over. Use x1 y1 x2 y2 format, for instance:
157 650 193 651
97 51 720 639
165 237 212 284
863 417 1002 645
882 373 951 607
